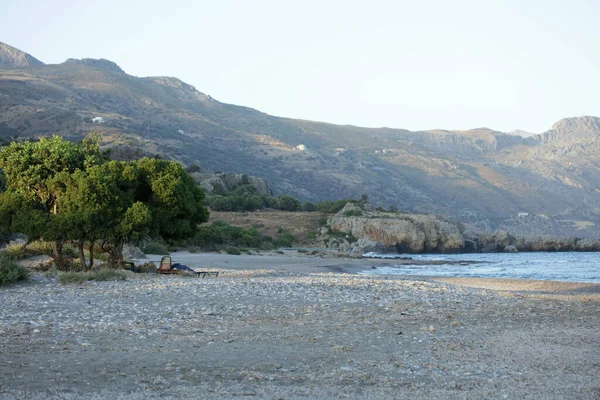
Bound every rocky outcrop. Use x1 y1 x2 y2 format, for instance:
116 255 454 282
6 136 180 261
326 203 464 253
191 173 272 196
63 58 123 72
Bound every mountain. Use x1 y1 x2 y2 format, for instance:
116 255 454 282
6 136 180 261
0 41 599 237
508 129 537 137
0 42 44 68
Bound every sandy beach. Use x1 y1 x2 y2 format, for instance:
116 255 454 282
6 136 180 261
1 251 599 399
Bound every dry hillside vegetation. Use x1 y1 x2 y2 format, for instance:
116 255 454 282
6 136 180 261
208 211 327 244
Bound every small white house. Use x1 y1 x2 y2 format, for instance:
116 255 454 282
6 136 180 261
92 117 105 124
517 212 529 218
296 144 306 151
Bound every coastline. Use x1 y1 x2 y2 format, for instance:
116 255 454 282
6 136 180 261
139 251 600 298
1 252 599 399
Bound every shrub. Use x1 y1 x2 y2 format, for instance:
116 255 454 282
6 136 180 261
124 261 157 273
274 232 295 247
0 258 29 285
93 269 129 281
58 269 128 284
62 244 78 259
302 201 316 211
142 242 170 255
277 195 301 211
344 210 363 217
0 245 30 261
225 247 241 255
315 199 361 213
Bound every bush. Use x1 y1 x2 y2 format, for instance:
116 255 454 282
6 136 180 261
315 199 360 213
344 210 363 217
274 232 295 247
58 269 128 284
136 262 157 273
277 195 301 211
0 245 30 261
142 242 170 255
193 221 270 251
0 258 29 285
302 201 316 211
225 247 241 255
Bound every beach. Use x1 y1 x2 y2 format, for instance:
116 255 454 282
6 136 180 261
1 252 599 399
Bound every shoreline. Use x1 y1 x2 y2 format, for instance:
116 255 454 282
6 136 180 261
136 250 600 296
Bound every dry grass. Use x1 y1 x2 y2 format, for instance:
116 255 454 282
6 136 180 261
208 210 328 243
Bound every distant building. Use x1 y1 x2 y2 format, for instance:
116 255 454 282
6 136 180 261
296 144 306 151
178 129 185 135
517 212 529 218
92 117 105 124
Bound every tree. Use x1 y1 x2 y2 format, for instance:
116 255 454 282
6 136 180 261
277 195 301 211
136 158 209 241
302 201 316 212
0 135 105 267
0 136 209 269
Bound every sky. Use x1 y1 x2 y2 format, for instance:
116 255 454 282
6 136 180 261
1 0 599 133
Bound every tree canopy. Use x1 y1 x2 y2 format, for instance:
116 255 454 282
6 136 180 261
0 135 209 268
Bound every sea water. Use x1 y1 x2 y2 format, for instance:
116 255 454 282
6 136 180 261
360 252 600 283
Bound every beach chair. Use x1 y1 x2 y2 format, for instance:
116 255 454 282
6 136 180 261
157 256 178 274
121 260 137 272
195 270 219 278
157 256 219 277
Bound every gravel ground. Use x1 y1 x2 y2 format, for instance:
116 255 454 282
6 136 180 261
0 254 599 399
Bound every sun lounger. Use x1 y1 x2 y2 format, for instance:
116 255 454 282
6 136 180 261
157 256 218 277
157 256 178 274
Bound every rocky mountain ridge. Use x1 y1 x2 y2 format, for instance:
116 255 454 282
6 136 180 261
0 41 599 238
0 42 44 68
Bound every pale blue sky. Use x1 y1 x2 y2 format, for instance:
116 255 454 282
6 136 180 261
1 0 599 133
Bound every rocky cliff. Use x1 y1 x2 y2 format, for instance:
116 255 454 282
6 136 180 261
322 203 600 254
325 203 465 253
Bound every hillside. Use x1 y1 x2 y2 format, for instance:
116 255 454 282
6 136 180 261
1 41 599 237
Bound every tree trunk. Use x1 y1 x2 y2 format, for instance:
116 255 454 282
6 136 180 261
20 238 31 251
77 239 86 270
50 240 64 270
102 241 124 269
87 240 95 270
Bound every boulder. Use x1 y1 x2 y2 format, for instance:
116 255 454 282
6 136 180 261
6 234 28 248
123 244 146 259
504 245 518 253
327 237 351 252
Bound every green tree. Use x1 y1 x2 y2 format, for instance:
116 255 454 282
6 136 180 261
0 135 105 267
0 137 209 269
277 195 301 211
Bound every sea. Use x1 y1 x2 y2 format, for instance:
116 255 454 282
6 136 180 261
360 252 600 283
